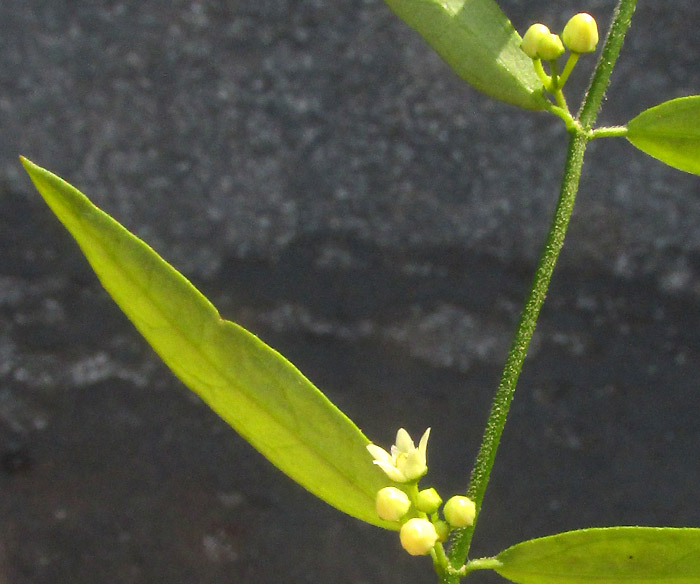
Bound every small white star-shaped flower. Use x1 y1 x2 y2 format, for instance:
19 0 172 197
367 427 430 483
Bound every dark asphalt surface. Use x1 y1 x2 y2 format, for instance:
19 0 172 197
2 1 700 583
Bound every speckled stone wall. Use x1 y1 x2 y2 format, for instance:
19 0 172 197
2 2 700 583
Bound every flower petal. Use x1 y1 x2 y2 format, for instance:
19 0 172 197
418 427 431 457
401 448 427 481
367 444 393 464
395 428 415 453
373 460 407 482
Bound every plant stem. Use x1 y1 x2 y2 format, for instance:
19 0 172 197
592 125 628 139
441 1 637 581
462 557 502 575
578 0 638 128
444 128 587 581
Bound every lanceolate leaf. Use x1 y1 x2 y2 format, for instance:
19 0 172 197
494 526 700 584
627 95 700 176
22 157 395 529
383 0 548 110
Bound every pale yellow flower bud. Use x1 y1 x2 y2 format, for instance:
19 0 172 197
443 496 476 528
562 13 599 54
537 33 565 61
399 518 439 556
433 519 451 542
415 488 442 514
521 23 550 59
375 487 411 522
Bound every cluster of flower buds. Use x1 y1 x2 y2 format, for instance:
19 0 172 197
521 23 565 61
521 12 598 97
522 12 598 60
367 428 476 557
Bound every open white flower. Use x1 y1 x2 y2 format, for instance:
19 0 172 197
367 427 430 483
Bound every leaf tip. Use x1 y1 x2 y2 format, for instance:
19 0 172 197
19 155 40 177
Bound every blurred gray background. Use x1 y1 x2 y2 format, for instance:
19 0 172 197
2 1 700 583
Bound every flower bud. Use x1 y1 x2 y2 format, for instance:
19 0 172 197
433 519 451 542
399 518 439 556
537 33 565 61
376 487 411 522
443 496 476 528
562 13 599 54
521 23 550 58
415 488 443 514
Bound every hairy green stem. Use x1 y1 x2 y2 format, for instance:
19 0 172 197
444 129 587 580
579 1 638 128
461 557 502 575
442 1 637 581
592 125 628 139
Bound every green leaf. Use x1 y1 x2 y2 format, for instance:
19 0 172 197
383 0 548 110
21 157 396 529
494 526 700 584
627 95 700 176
